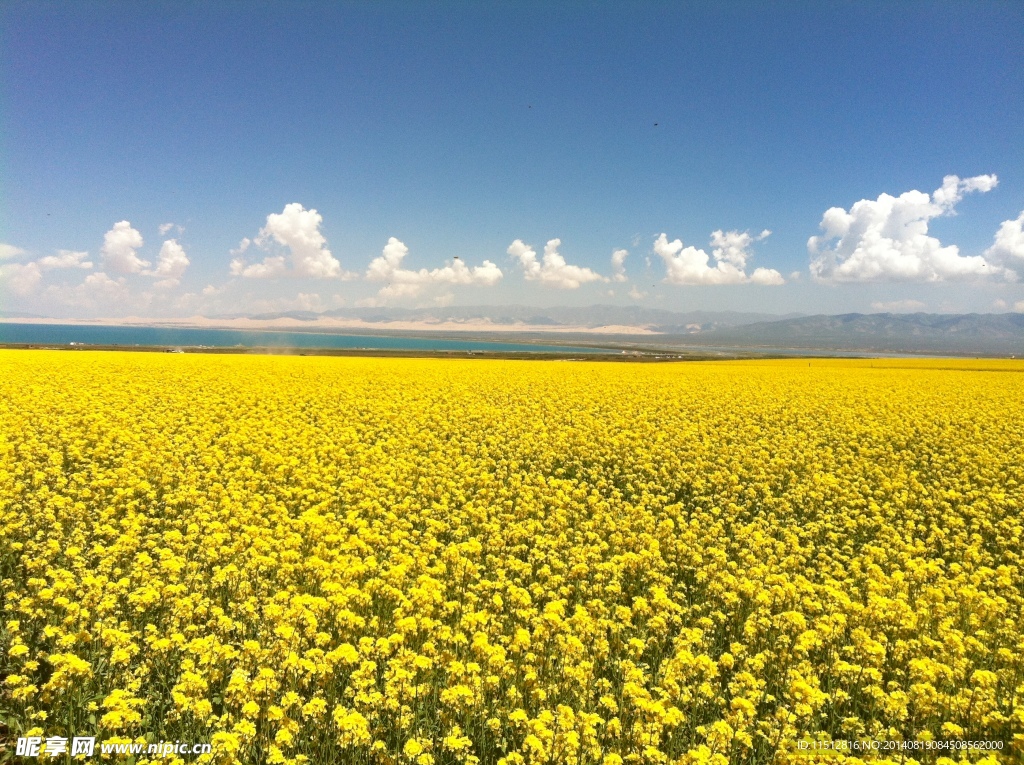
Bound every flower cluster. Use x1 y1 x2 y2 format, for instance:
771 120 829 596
1 352 1022 764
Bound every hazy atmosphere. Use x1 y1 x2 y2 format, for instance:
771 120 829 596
2 2 1024 319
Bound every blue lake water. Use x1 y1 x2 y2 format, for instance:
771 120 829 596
0 323 617 354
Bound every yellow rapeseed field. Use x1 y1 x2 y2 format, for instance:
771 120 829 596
2 351 1022 765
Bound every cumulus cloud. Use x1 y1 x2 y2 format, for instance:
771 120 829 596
37 250 93 270
931 173 998 207
0 243 27 261
507 239 607 289
749 268 785 286
1015 300 1024 312
258 203 340 278
628 285 647 300
0 262 43 295
227 237 265 276
653 229 783 285
295 292 323 311
102 221 149 274
230 204 357 280
985 211 1024 277
81 271 126 293
158 223 175 236
144 240 190 288
365 237 503 299
1 247 93 296
41 271 132 310
870 299 927 312
230 255 287 279
611 249 629 282
808 174 1008 283
712 229 771 269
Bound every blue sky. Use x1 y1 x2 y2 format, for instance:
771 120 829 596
2 1 1024 318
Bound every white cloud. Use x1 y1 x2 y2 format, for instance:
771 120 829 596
145 239 190 288
508 238 607 289
749 268 786 286
42 271 131 310
931 173 998 207
202 284 223 297
258 203 338 278
653 229 783 285
984 211 1024 277
2 248 94 297
230 255 287 279
102 221 149 274
788 271 802 281
1015 300 1024 312
992 298 1007 310
82 271 126 293
258 203 344 278
870 299 927 312
365 237 503 299
0 262 43 295
227 234 281 278
231 204 357 280
172 291 199 310
158 223 174 236
37 250 93 270
377 282 423 298
295 292 322 311
654 232 745 284
611 249 629 282
628 285 647 300
710 229 771 270
0 243 27 261
809 174 1008 283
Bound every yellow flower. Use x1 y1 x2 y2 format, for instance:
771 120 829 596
2 351 1022 763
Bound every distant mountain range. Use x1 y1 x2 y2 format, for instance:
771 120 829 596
208 305 1024 355
675 312 1024 355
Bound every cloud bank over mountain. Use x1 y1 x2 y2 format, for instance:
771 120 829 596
361 237 503 305
4 181 1024 318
